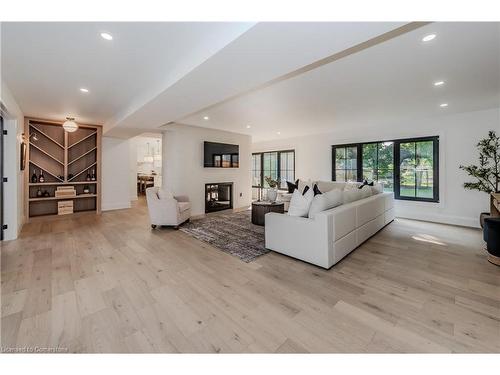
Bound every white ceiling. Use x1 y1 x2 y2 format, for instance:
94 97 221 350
2 22 498 142
1 22 254 124
180 22 500 142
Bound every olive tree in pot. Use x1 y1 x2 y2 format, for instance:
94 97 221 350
459 131 500 265
459 130 499 195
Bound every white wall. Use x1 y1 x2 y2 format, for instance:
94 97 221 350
1 81 25 240
252 108 500 228
162 124 252 217
128 137 138 202
101 137 132 211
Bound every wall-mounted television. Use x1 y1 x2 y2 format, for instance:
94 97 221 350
204 141 239 168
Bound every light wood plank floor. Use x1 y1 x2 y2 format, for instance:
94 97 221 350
1 199 499 353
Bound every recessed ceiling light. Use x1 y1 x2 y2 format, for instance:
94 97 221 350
203 116 209 120
434 81 445 86
440 103 448 108
276 131 281 135
246 125 251 129
100 32 113 41
422 34 436 42
79 88 89 93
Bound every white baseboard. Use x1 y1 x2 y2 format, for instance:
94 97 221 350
102 201 132 211
395 211 479 228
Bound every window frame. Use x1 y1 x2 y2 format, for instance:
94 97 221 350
332 136 439 203
252 149 295 190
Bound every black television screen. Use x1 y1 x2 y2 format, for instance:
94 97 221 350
204 141 239 168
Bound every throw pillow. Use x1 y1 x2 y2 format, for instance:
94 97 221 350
313 183 322 196
157 189 174 200
302 185 310 195
286 179 299 194
371 183 383 195
308 189 343 218
288 187 314 217
359 185 373 199
358 180 375 189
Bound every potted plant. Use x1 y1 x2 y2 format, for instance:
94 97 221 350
459 131 500 265
459 131 499 195
264 176 279 202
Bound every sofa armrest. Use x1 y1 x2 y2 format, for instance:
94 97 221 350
174 195 190 203
265 212 332 268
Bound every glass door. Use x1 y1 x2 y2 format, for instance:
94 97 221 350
0 115 4 241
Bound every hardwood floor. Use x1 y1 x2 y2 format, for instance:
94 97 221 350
1 198 499 353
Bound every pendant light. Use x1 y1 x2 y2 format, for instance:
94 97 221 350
144 142 154 163
62 117 79 132
154 139 161 161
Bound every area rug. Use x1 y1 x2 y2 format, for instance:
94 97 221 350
179 210 268 263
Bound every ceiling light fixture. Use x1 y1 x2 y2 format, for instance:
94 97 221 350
100 32 113 41
62 117 79 133
80 88 89 93
246 125 251 129
434 81 445 86
440 103 448 108
203 116 209 120
276 131 281 135
422 34 436 42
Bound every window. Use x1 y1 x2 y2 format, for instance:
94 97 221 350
252 150 295 190
334 146 358 182
332 136 439 202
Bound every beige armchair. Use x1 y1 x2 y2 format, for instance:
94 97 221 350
146 187 191 229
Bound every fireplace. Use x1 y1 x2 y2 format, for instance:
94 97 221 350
205 182 233 213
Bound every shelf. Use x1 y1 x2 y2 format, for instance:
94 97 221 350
29 123 64 149
29 160 64 182
29 194 97 202
29 181 97 186
30 143 64 165
68 147 97 165
68 131 97 149
68 162 97 182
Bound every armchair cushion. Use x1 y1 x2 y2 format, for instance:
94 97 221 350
178 202 191 213
158 189 174 200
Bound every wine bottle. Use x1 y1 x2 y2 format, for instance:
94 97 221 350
86 170 91 181
38 169 45 183
36 187 43 197
31 169 37 183
91 169 96 181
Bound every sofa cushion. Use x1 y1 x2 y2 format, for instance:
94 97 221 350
157 189 174 200
298 179 315 194
288 187 314 217
343 188 363 204
316 181 345 193
308 188 343 218
178 202 191 213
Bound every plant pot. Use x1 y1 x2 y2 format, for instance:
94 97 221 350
267 188 278 203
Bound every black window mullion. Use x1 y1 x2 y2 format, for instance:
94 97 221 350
357 144 362 182
394 141 401 199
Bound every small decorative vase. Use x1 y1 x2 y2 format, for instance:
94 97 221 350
267 188 278 203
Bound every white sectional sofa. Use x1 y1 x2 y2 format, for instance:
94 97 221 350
265 181 395 269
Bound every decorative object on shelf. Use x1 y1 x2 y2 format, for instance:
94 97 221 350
57 175 64 181
31 169 38 183
20 140 27 170
36 188 43 197
83 185 90 194
264 176 279 202
460 131 500 195
58 200 74 215
38 169 45 183
62 117 78 133
86 169 91 181
43 190 50 197
55 186 76 198
67 173 74 180
91 169 96 181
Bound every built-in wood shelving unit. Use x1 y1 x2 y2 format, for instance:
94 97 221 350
24 117 102 219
